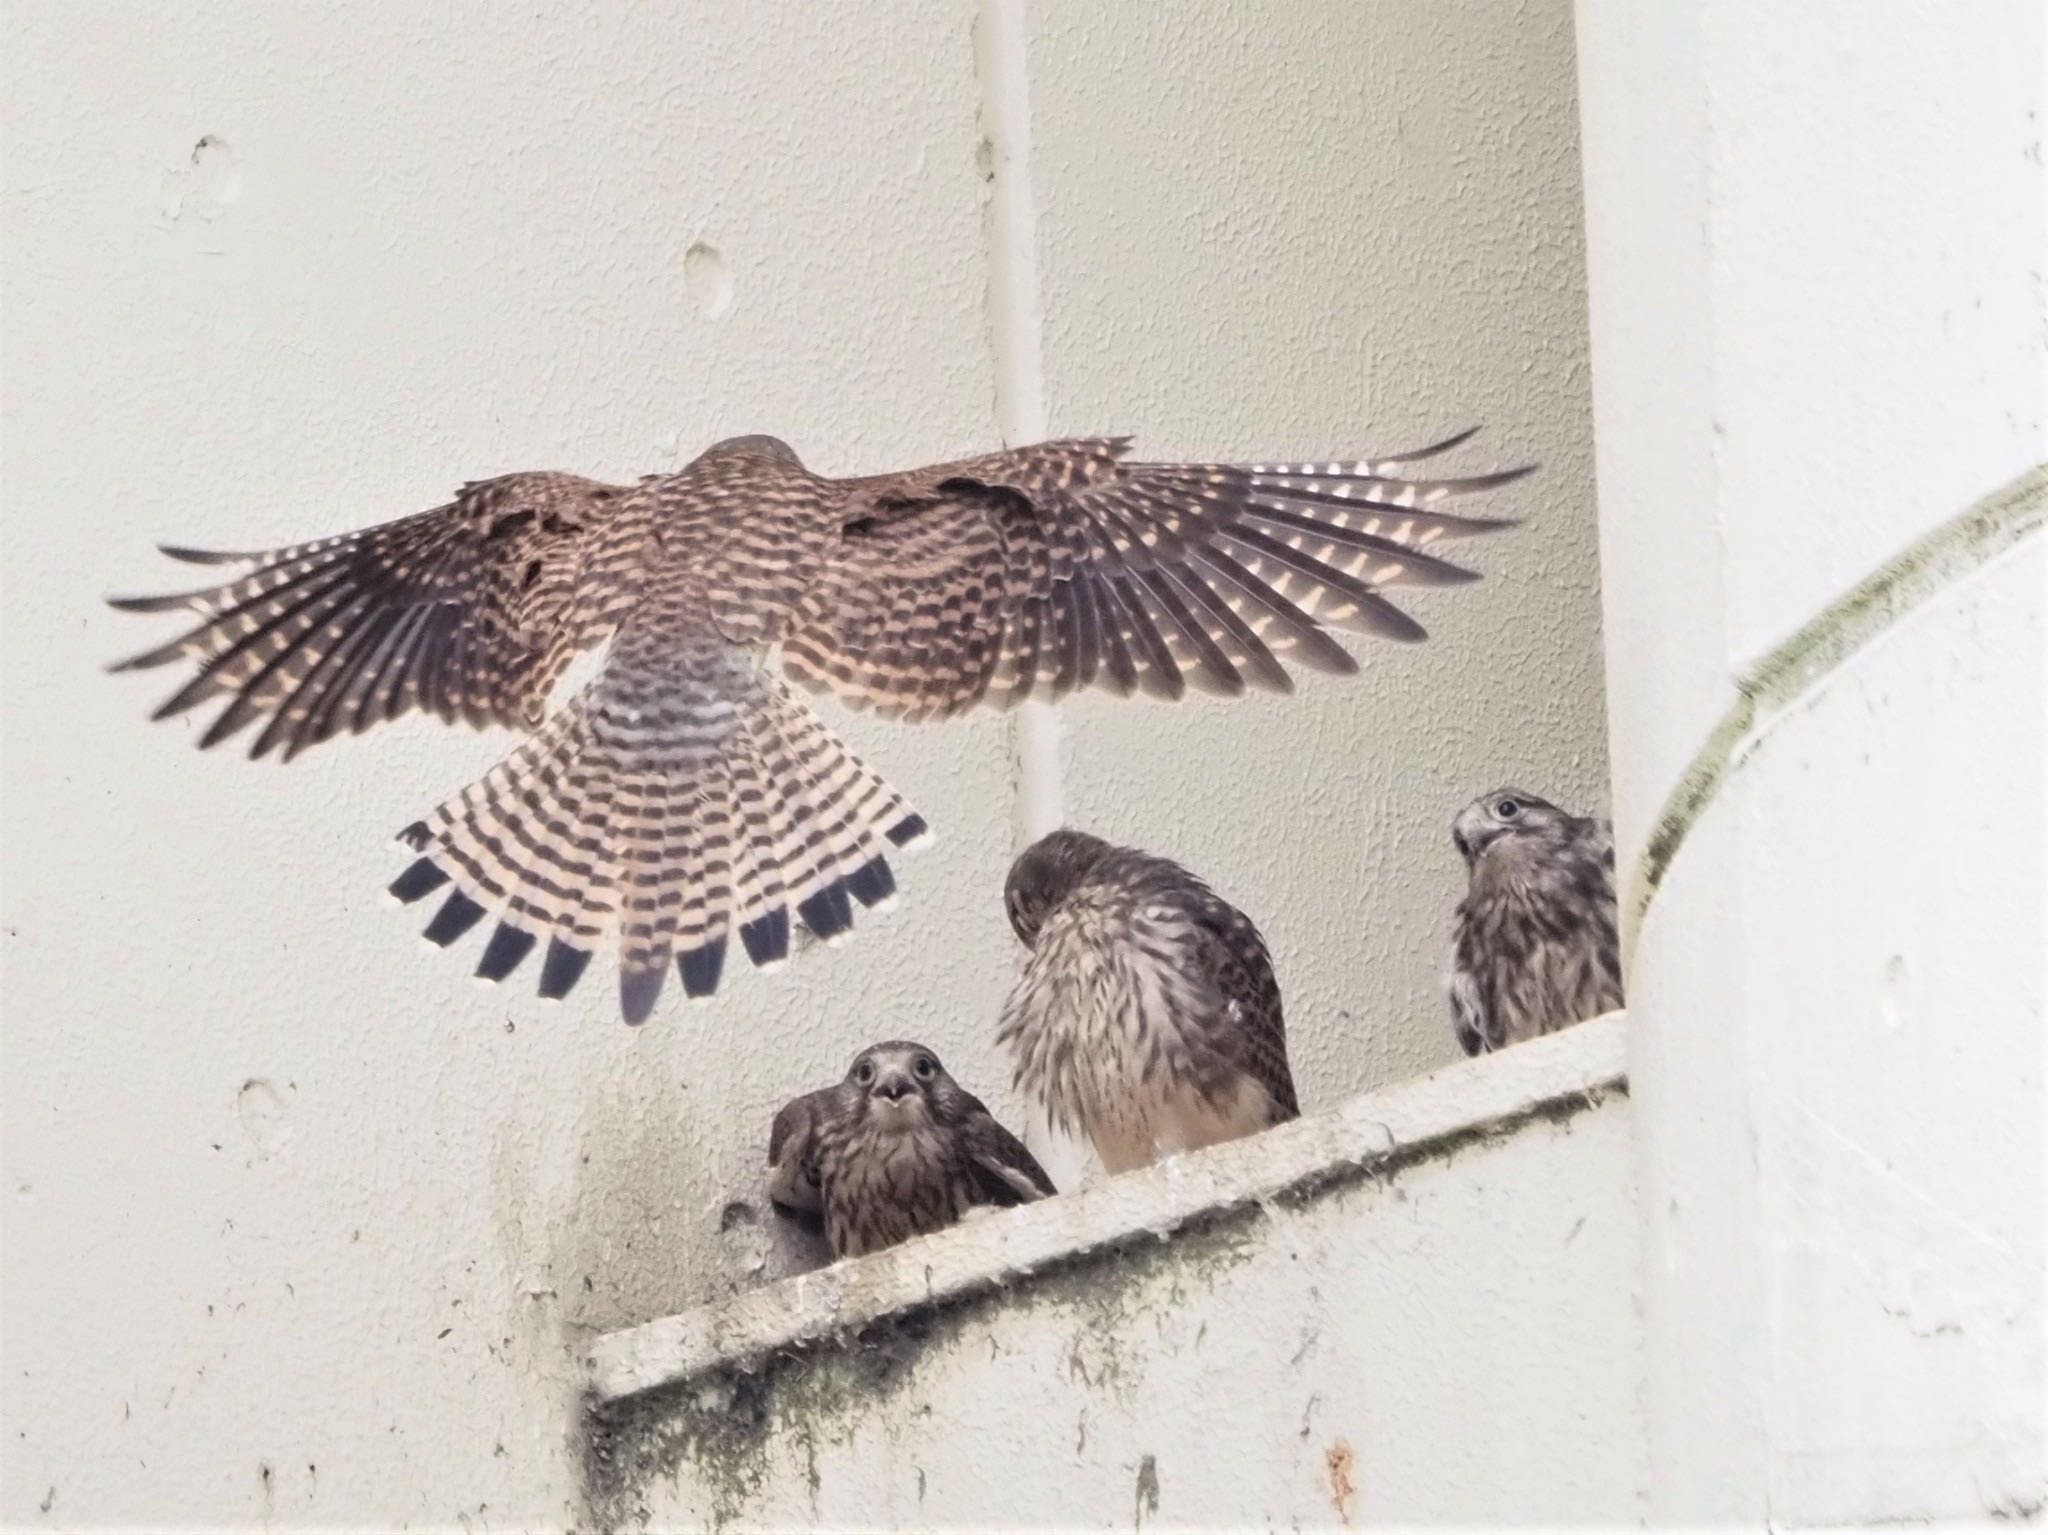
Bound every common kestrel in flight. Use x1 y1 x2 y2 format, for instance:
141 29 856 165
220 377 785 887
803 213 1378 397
110 429 1527 1022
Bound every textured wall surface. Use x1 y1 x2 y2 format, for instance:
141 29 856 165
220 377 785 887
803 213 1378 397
1629 546 2045 1525
1576 0 2046 1522
0 2 1604 1528
1031 0 1608 1102
1 5 1015 1528
593 1023 1642 1531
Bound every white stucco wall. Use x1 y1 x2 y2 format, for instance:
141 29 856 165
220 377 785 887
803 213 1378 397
0 3 1605 1529
1576 0 2046 1524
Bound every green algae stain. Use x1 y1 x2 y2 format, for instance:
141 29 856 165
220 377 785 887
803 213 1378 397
578 1082 1621 1530
1626 462 2047 960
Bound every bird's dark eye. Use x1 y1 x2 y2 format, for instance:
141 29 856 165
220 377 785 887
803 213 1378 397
854 1060 875 1085
1495 798 1521 819
914 1055 936 1080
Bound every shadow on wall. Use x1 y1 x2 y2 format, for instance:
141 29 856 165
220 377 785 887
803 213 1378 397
488 1052 831 1348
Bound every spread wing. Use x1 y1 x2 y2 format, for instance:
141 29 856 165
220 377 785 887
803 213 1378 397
781 430 1527 719
107 472 642 759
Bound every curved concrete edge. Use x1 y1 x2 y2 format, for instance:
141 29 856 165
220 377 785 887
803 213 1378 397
1625 463 2048 959
584 1012 1628 1405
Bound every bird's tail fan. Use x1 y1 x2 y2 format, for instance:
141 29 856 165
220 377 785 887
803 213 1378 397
388 679 927 1022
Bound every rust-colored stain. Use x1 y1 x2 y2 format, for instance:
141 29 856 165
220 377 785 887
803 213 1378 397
1324 1439 1355 1525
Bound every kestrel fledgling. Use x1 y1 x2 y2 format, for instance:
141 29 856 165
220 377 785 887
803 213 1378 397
109 429 1527 1022
785 1041 1053 1260
997 829 1299 1174
1446 788 1622 1054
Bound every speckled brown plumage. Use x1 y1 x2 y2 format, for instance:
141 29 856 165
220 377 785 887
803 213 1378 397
775 1041 1054 1261
1446 788 1623 1054
997 829 1298 1174
110 429 1526 1022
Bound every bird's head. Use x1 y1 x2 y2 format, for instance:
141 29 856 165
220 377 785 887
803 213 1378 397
843 1040 955 1131
1004 827 1114 946
1451 788 1572 866
696 434 801 471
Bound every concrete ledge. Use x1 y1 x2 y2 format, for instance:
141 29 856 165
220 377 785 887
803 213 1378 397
585 1013 1628 1405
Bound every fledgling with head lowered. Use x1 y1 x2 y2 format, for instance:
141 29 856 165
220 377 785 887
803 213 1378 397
999 828 1299 1175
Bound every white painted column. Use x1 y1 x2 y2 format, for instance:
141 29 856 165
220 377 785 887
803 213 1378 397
1576 1 2046 1525
973 0 1064 850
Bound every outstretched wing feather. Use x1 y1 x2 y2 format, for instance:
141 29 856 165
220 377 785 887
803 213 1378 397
108 472 639 757
786 434 1528 714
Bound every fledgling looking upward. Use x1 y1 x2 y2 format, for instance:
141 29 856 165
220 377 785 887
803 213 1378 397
1446 788 1622 1055
997 829 1299 1175
782 1041 1054 1261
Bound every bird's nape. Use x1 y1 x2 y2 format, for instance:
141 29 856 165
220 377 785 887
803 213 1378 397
1004 827 1115 945
998 829 1298 1171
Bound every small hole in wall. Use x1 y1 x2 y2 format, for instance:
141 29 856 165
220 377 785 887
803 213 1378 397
236 1078 292 1158
189 136 241 207
156 134 242 226
718 1199 759 1233
683 242 733 319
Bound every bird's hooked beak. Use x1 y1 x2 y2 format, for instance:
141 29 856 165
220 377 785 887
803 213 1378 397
866 1067 923 1124
1453 819 1508 866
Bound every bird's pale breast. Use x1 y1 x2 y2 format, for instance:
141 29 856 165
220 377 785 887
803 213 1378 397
1004 898 1276 1173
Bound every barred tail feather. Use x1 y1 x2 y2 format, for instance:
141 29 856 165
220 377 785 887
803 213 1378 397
389 681 925 1023
752 691 922 941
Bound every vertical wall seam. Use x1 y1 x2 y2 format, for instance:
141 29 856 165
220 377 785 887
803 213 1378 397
972 0 1063 845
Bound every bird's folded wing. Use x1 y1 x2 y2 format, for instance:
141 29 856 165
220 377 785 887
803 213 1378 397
963 1106 1058 1203
1192 897 1301 1121
781 430 1528 717
108 472 640 759
768 1089 835 1212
